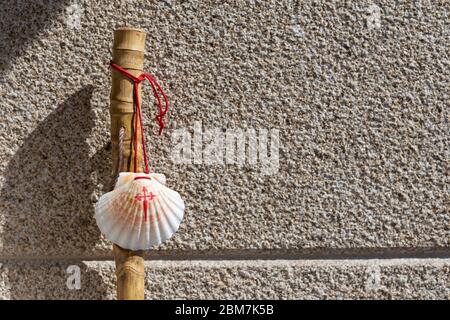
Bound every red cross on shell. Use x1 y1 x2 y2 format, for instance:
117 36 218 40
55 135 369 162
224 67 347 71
134 186 155 221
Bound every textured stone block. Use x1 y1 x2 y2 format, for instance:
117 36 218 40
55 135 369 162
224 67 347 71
0 0 448 257
0 259 448 299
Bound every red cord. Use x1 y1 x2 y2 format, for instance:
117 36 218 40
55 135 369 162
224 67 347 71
110 61 169 174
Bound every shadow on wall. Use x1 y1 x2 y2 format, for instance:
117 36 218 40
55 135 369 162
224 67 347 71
1 86 111 255
0 1 114 299
0 0 69 77
1 86 113 298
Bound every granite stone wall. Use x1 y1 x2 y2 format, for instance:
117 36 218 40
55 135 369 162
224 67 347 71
0 0 448 299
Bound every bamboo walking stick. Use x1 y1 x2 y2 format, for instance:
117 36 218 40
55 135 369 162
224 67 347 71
110 27 146 300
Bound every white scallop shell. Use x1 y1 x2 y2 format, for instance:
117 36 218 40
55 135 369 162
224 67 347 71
95 172 184 250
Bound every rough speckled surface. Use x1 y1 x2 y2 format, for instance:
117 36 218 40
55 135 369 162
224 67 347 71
0 0 448 299
0 0 448 257
0 259 448 299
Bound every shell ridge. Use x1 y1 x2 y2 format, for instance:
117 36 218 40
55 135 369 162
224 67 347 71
97 182 139 248
150 193 163 246
152 193 174 242
156 190 182 235
158 187 185 221
107 187 138 248
125 183 143 250
95 190 123 238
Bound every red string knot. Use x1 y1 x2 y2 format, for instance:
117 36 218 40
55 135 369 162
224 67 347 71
109 60 169 173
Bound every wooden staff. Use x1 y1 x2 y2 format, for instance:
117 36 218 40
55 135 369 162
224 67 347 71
110 27 147 300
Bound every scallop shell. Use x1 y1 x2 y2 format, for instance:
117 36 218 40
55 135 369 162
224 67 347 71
95 172 184 250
